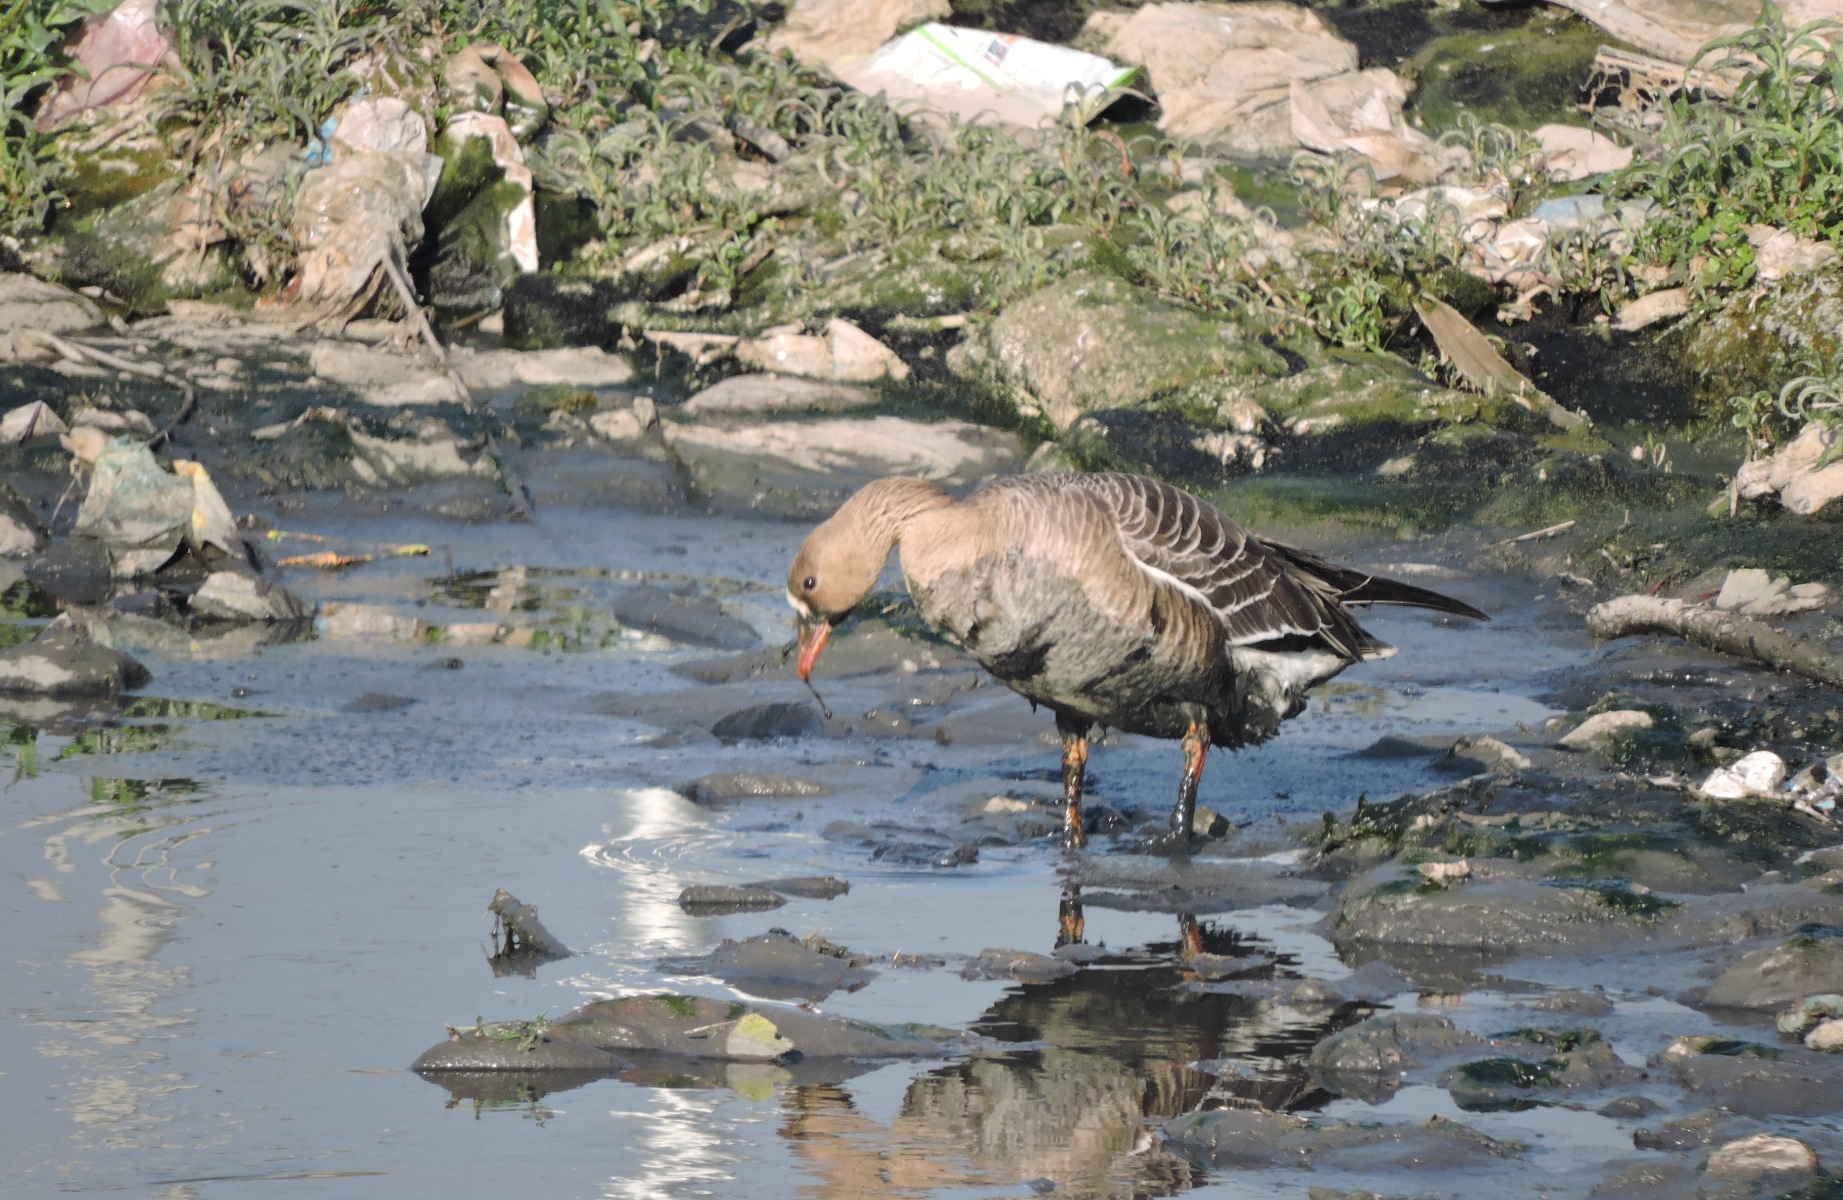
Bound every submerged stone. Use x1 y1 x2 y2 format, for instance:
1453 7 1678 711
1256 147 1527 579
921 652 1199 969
612 584 760 650
660 930 876 1001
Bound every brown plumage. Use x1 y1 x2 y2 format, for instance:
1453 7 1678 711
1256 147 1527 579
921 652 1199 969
787 473 1488 848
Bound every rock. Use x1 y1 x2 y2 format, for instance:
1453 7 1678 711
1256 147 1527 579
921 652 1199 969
1547 0 1836 65
677 884 787 913
442 42 547 139
455 346 635 391
735 318 908 383
1162 1107 1515 1171
412 1026 627 1072
0 401 69 445
0 613 150 696
661 930 876 1000
1597 1095 1663 1118
611 584 759 649
486 887 569 962
22 537 111 603
1614 287 1691 332
746 876 849 900
190 571 308 622
1705 1133 1819 1181
1747 225 1839 285
682 375 877 415
33 0 171 128
1713 568 1828 616
1418 859 1471 885
1446 735 1530 773
682 773 831 804
960 948 1079 983
0 274 101 335
1309 1013 1487 1082
555 993 955 1059
308 343 469 406
290 150 442 322
1808 1018 1843 1051
586 405 652 442
1700 750 1788 800
948 272 1286 431
1733 421 1843 516
1777 994 1843 1036
1443 1030 1639 1111
426 111 539 311
501 274 620 349
328 96 428 156
1557 710 1652 750
1533 988 1615 1017
1533 124 1632 181
1704 935 1843 1009
764 0 951 74
347 420 497 485
660 415 1018 494
711 702 823 742
0 487 46 558
1669 1041 1843 1115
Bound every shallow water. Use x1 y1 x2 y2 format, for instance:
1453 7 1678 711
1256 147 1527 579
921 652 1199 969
2 500 1641 1199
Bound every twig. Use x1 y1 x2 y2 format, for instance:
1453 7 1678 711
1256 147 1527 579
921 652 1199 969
382 239 484 415
1489 519 1577 547
1587 595 1843 690
484 433 535 523
17 329 197 448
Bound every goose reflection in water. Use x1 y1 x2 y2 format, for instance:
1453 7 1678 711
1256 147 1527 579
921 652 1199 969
423 919 1354 1200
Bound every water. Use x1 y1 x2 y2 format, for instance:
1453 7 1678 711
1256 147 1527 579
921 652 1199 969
1 502 1607 1199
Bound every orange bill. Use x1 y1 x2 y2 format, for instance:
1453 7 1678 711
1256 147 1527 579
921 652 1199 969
795 619 832 682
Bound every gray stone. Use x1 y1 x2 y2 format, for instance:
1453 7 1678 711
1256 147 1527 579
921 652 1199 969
0 614 150 697
1446 734 1532 773
959 948 1079 984
1309 1013 1487 1081
746 876 850 900
23 537 111 604
1557 710 1653 750
0 272 103 333
677 884 787 913
555 994 955 1059
660 931 876 1001
413 1028 627 1071
190 571 308 622
711 702 822 742
946 272 1287 431
681 375 876 416
1532 988 1615 1017
0 487 45 557
1704 935 1843 1009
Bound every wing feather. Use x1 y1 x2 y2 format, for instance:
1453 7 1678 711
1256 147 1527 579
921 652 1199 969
1060 473 1484 661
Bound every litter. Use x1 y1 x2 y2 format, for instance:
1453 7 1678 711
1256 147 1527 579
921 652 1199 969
839 23 1139 128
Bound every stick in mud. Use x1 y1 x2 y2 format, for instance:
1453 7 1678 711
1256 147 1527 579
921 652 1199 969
1587 594 1843 690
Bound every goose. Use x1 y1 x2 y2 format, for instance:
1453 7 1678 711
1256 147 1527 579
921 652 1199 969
786 472 1489 849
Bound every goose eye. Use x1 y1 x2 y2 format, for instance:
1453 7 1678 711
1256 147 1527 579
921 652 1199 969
802 576 817 591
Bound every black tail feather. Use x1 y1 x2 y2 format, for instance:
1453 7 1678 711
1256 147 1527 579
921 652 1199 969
1260 540 1492 623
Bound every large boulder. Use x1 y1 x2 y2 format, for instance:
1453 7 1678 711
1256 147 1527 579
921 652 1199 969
764 0 950 75
0 613 150 697
947 272 1287 431
0 273 103 334
1703 934 1843 1010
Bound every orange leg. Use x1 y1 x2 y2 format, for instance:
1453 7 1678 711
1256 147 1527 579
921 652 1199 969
1177 912 1203 961
1057 882 1086 948
1060 726 1089 850
1170 719 1210 841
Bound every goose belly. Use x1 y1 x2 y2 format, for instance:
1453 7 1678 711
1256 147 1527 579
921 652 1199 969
1227 643 1352 742
912 555 1228 737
